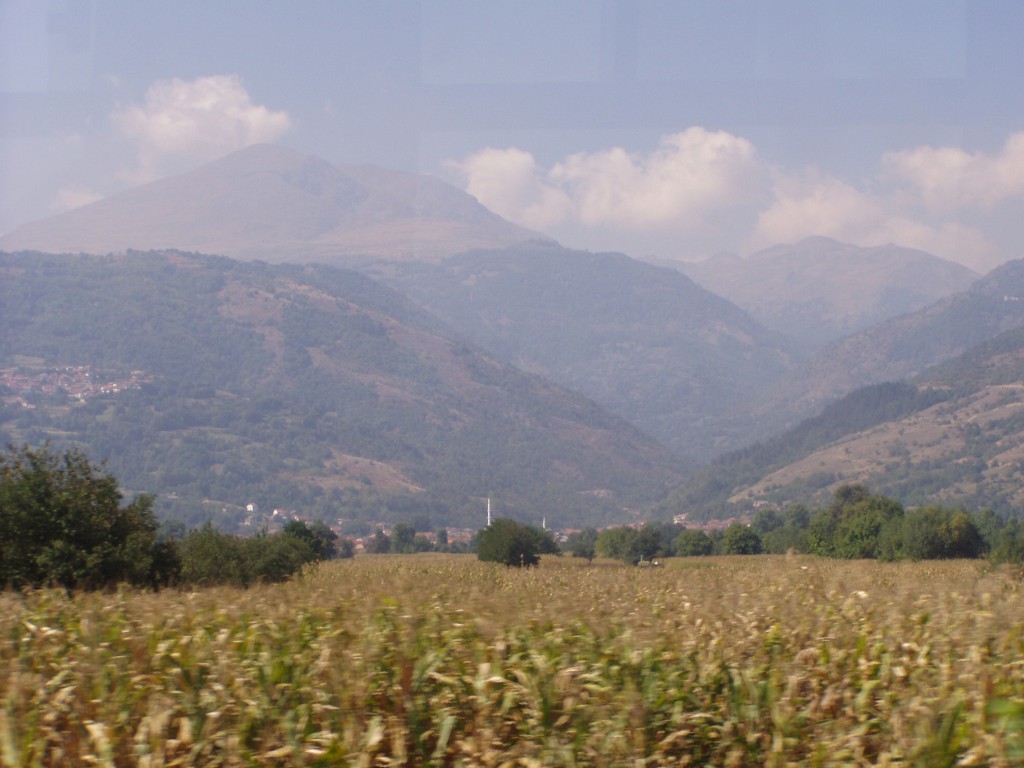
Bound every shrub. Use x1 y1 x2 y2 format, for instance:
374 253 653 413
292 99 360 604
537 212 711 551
720 523 762 555
477 518 554 567
180 523 316 587
0 444 173 590
675 528 713 557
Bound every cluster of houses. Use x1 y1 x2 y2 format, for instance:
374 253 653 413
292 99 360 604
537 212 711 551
234 497 767 553
239 503 476 552
0 365 151 407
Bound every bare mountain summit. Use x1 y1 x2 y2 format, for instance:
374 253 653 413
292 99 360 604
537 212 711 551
0 144 544 265
679 237 978 349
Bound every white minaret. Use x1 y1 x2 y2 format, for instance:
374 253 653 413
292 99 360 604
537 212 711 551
486 496 492 527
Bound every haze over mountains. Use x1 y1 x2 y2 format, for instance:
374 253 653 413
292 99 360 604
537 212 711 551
386 243 794 458
764 259 1024 422
0 251 683 529
0 144 543 265
673 324 1024 520
678 238 979 348
659 260 1024 520
4 143 1024 526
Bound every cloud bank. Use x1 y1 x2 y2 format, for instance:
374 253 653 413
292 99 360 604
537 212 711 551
459 128 763 235
112 74 292 183
454 129 1024 271
883 132 1024 212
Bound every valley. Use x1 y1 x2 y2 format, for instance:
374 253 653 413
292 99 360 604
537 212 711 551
5 145 1024 531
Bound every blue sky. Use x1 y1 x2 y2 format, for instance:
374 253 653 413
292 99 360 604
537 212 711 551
2 0 1023 270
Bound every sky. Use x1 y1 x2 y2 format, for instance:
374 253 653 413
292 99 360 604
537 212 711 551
2 0 1024 272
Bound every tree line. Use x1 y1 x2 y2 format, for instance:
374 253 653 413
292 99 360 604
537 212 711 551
0 445 352 591
6 444 1024 592
567 483 1024 565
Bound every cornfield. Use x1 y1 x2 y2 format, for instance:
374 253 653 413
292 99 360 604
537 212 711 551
2 554 1023 766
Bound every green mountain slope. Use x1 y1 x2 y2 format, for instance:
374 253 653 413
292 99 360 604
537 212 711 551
0 251 685 530
756 258 1024 435
384 243 795 458
662 327 1024 519
655 381 945 520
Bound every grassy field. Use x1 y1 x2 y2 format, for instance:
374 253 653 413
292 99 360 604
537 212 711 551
2 554 1023 766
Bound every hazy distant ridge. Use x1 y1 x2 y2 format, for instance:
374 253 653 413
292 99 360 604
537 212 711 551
679 237 978 348
386 243 795 458
0 145 544 265
662 261 1024 518
762 258 1024 424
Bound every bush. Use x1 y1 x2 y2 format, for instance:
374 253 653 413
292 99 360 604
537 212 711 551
596 525 667 565
180 523 318 587
282 519 339 560
882 507 985 561
179 523 248 586
477 518 554 567
675 528 713 557
564 527 598 560
0 444 173 590
720 523 762 555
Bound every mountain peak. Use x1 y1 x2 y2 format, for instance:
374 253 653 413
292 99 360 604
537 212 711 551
680 238 978 347
0 145 543 265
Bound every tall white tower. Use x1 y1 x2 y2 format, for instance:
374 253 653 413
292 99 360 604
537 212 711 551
487 496 492 527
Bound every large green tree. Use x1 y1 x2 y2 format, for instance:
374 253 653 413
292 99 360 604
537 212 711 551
391 522 417 554
594 524 676 564
0 444 174 590
565 527 598 561
476 518 554 567
675 528 713 557
720 523 762 555
282 519 339 560
807 484 903 559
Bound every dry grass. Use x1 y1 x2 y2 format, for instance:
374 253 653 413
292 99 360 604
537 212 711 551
2 554 1023 766
737 384 1024 509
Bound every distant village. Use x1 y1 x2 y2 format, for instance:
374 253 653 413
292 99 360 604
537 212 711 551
3 365 761 544
0 365 152 407
239 502 754 554
239 503 479 553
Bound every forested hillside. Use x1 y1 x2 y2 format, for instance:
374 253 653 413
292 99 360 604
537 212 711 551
664 326 1024 519
656 382 945 520
759 259 1024 422
385 243 795 457
0 251 685 530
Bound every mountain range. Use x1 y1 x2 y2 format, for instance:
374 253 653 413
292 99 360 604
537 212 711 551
384 243 794 458
760 258 1024 426
3 143 1023 526
680 325 1024 518
0 251 684 529
661 265 1024 519
0 144 542 265
678 237 979 349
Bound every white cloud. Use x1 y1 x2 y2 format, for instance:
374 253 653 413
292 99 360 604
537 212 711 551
752 171 883 247
112 74 292 182
455 128 764 236
552 128 763 230
883 132 1024 212
453 127 1024 270
750 170 999 271
457 147 572 230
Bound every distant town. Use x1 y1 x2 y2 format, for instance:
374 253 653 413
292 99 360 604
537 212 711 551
0 365 152 408
238 502 752 554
